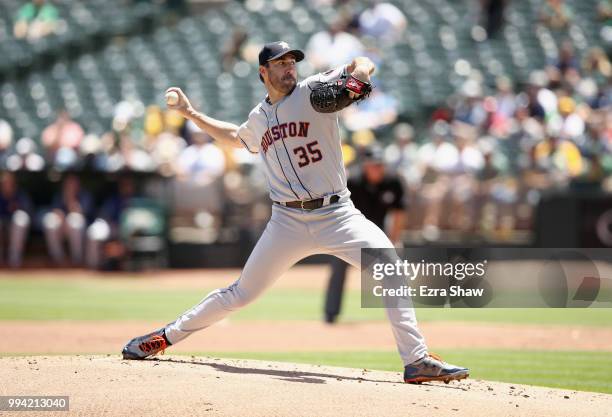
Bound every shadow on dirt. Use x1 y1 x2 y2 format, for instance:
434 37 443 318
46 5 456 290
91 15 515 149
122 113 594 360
150 357 468 390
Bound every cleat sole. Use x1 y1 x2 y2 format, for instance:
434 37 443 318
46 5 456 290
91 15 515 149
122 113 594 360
405 371 469 384
122 352 144 360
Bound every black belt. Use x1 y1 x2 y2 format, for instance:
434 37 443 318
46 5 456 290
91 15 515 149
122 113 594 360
275 195 340 210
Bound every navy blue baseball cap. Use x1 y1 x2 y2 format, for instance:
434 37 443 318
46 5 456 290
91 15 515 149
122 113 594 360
258 41 305 66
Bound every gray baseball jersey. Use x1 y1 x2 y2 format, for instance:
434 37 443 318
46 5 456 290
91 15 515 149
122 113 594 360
163 64 428 369
237 66 348 202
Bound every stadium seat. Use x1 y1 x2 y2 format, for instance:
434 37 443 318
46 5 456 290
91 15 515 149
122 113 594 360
0 0 610 140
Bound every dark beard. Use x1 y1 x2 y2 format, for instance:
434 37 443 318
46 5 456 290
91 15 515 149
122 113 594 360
271 74 296 93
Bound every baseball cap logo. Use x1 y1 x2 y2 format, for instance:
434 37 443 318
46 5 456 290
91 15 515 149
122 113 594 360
278 41 290 49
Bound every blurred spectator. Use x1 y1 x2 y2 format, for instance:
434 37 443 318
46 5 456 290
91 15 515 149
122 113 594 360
149 130 185 176
599 0 612 43
163 109 185 136
101 102 186 176
222 30 249 72
144 105 165 138
349 129 377 165
132 106 186 175
174 123 225 216
86 176 137 270
41 110 85 169
446 128 484 230
0 0 608 251
582 47 612 83
479 0 506 38
454 80 487 128
121 133 156 173
506 106 544 166
0 172 33 268
0 120 13 169
515 145 553 227
598 0 612 22
175 125 225 185
412 121 485 235
486 76 517 137
0 120 13 148
450 125 485 175
523 75 547 119
494 77 517 119
358 1 407 44
581 116 609 156
78 134 103 170
6 138 45 172
553 40 579 77
340 88 398 131
13 0 59 41
477 147 502 183
383 123 419 180
415 121 455 239
539 0 573 30
112 99 145 133
556 95 586 140
42 174 93 266
534 133 583 179
417 121 458 175
94 131 127 173
578 153 606 187
306 18 365 71
535 81 559 117
474 147 503 231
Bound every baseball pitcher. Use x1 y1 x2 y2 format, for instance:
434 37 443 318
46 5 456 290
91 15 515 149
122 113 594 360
122 41 469 384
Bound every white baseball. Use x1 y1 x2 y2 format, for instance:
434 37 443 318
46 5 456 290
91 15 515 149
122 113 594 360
165 91 180 106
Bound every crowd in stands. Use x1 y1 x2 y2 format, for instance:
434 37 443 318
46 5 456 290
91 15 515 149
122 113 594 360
0 0 611 268
13 0 60 42
10 0 187 42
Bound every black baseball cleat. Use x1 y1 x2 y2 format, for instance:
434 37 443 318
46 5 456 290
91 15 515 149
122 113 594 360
122 327 171 360
403 353 469 384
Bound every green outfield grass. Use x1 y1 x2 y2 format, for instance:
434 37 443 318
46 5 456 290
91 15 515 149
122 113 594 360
195 349 612 395
0 277 611 325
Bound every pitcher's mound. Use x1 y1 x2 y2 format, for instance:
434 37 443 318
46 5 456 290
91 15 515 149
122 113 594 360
1 355 611 417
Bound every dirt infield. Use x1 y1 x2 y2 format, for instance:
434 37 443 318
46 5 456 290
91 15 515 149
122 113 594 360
3 267 612 416
1 355 611 417
1 320 611 355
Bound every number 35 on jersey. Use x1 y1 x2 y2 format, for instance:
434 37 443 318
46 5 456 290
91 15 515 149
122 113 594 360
260 121 323 168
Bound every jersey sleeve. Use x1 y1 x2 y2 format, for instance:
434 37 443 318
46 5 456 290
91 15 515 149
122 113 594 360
304 65 348 88
236 117 260 154
317 65 348 84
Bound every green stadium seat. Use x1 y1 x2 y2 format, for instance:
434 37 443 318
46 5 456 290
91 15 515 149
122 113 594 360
0 0 610 139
